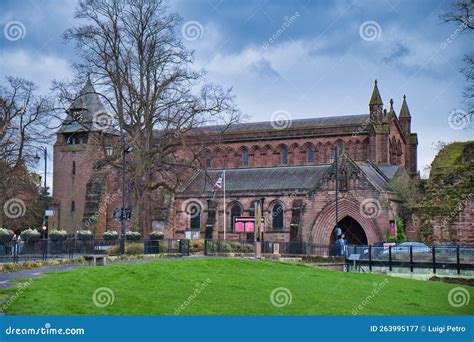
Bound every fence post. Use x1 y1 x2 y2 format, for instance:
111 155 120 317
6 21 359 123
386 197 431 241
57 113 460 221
368 245 372 272
432 246 436 274
456 246 460 275
409 245 413 273
389 245 392 272
204 239 208 256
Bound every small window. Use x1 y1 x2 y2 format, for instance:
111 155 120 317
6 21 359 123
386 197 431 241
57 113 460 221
272 203 284 229
72 161 76 176
242 148 249 166
190 204 201 229
307 146 314 163
280 146 288 165
71 200 75 212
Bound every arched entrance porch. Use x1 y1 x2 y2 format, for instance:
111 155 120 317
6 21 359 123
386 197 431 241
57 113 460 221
329 216 368 245
311 198 382 245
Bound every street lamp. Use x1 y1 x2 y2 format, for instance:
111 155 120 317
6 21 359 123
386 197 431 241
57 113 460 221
34 146 48 236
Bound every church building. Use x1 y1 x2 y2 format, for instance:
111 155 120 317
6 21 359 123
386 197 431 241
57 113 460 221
49 80 418 247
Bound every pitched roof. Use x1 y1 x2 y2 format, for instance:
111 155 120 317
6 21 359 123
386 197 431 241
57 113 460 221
369 80 383 106
179 161 394 196
193 114 370 135
58 79 116 134
399 95 411 118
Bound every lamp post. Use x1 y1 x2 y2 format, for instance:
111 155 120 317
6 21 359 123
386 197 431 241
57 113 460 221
119 126 127 256
34 147 48 236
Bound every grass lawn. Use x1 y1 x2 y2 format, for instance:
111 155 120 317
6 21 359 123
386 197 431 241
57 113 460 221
1 258 473 315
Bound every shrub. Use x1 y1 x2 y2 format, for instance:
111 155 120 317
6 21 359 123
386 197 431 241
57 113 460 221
125 231 141 242
76 230 93 240
0 228 14 243
103 231 119 241
190 239 204 253
107 242 144 255
20 228 41 242
149 231 164 240
49 229 68 241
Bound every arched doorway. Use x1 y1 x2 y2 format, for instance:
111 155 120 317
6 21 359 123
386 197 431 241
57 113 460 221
330 216 368 245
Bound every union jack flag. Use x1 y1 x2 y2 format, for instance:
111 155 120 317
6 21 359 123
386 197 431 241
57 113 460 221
211 172 224 199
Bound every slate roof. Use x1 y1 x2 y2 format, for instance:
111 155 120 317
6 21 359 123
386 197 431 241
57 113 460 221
375 164 402 179
180 161 394 196
191 114 370 135
58 79 117 134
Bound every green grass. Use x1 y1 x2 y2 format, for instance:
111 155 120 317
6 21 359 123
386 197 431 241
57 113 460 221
1 258 473 315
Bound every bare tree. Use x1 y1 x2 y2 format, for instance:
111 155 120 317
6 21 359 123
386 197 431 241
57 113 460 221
0 77 55 229
442 0 474 120
62 0 241 232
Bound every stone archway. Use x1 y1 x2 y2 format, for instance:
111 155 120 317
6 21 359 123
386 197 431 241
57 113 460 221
329 216 368 245
311 198 382 245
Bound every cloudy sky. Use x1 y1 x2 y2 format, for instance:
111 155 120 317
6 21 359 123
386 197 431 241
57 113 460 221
0 0 472 188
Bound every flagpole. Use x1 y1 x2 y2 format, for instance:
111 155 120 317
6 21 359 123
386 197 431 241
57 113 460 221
223 170 226 240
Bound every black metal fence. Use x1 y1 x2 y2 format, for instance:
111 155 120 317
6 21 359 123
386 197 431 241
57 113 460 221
0 238 189 263
345 244 474 274
204 240 255 255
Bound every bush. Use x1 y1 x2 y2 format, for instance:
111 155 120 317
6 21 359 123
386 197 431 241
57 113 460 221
125 231 141 242
20 228 40 242
0 228 14 243
49 229 68 241
107 242 144 255
149 231 164 240
103 231 119 241
190 239 204 253
77 230 93 240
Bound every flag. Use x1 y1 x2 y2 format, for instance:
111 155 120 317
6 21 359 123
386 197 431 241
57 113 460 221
211 172 224 199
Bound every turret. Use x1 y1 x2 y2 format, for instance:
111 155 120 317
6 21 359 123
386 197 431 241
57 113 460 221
399 95 411 137
369 79 383 122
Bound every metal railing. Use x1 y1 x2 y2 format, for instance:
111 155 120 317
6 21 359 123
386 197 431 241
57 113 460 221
345 244 474 274
0 238 189 263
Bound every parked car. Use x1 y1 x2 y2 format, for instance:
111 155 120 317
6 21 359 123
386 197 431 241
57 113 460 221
381 242 431 255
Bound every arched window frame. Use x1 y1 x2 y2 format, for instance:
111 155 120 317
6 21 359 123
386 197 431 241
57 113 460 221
242 147 249 166
280 146 288 165
230 202 243 230
188 202 202 229
306 145 314 163
271 202 284 230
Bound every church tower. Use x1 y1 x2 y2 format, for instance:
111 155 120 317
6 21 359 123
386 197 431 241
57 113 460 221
50 80 117 234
